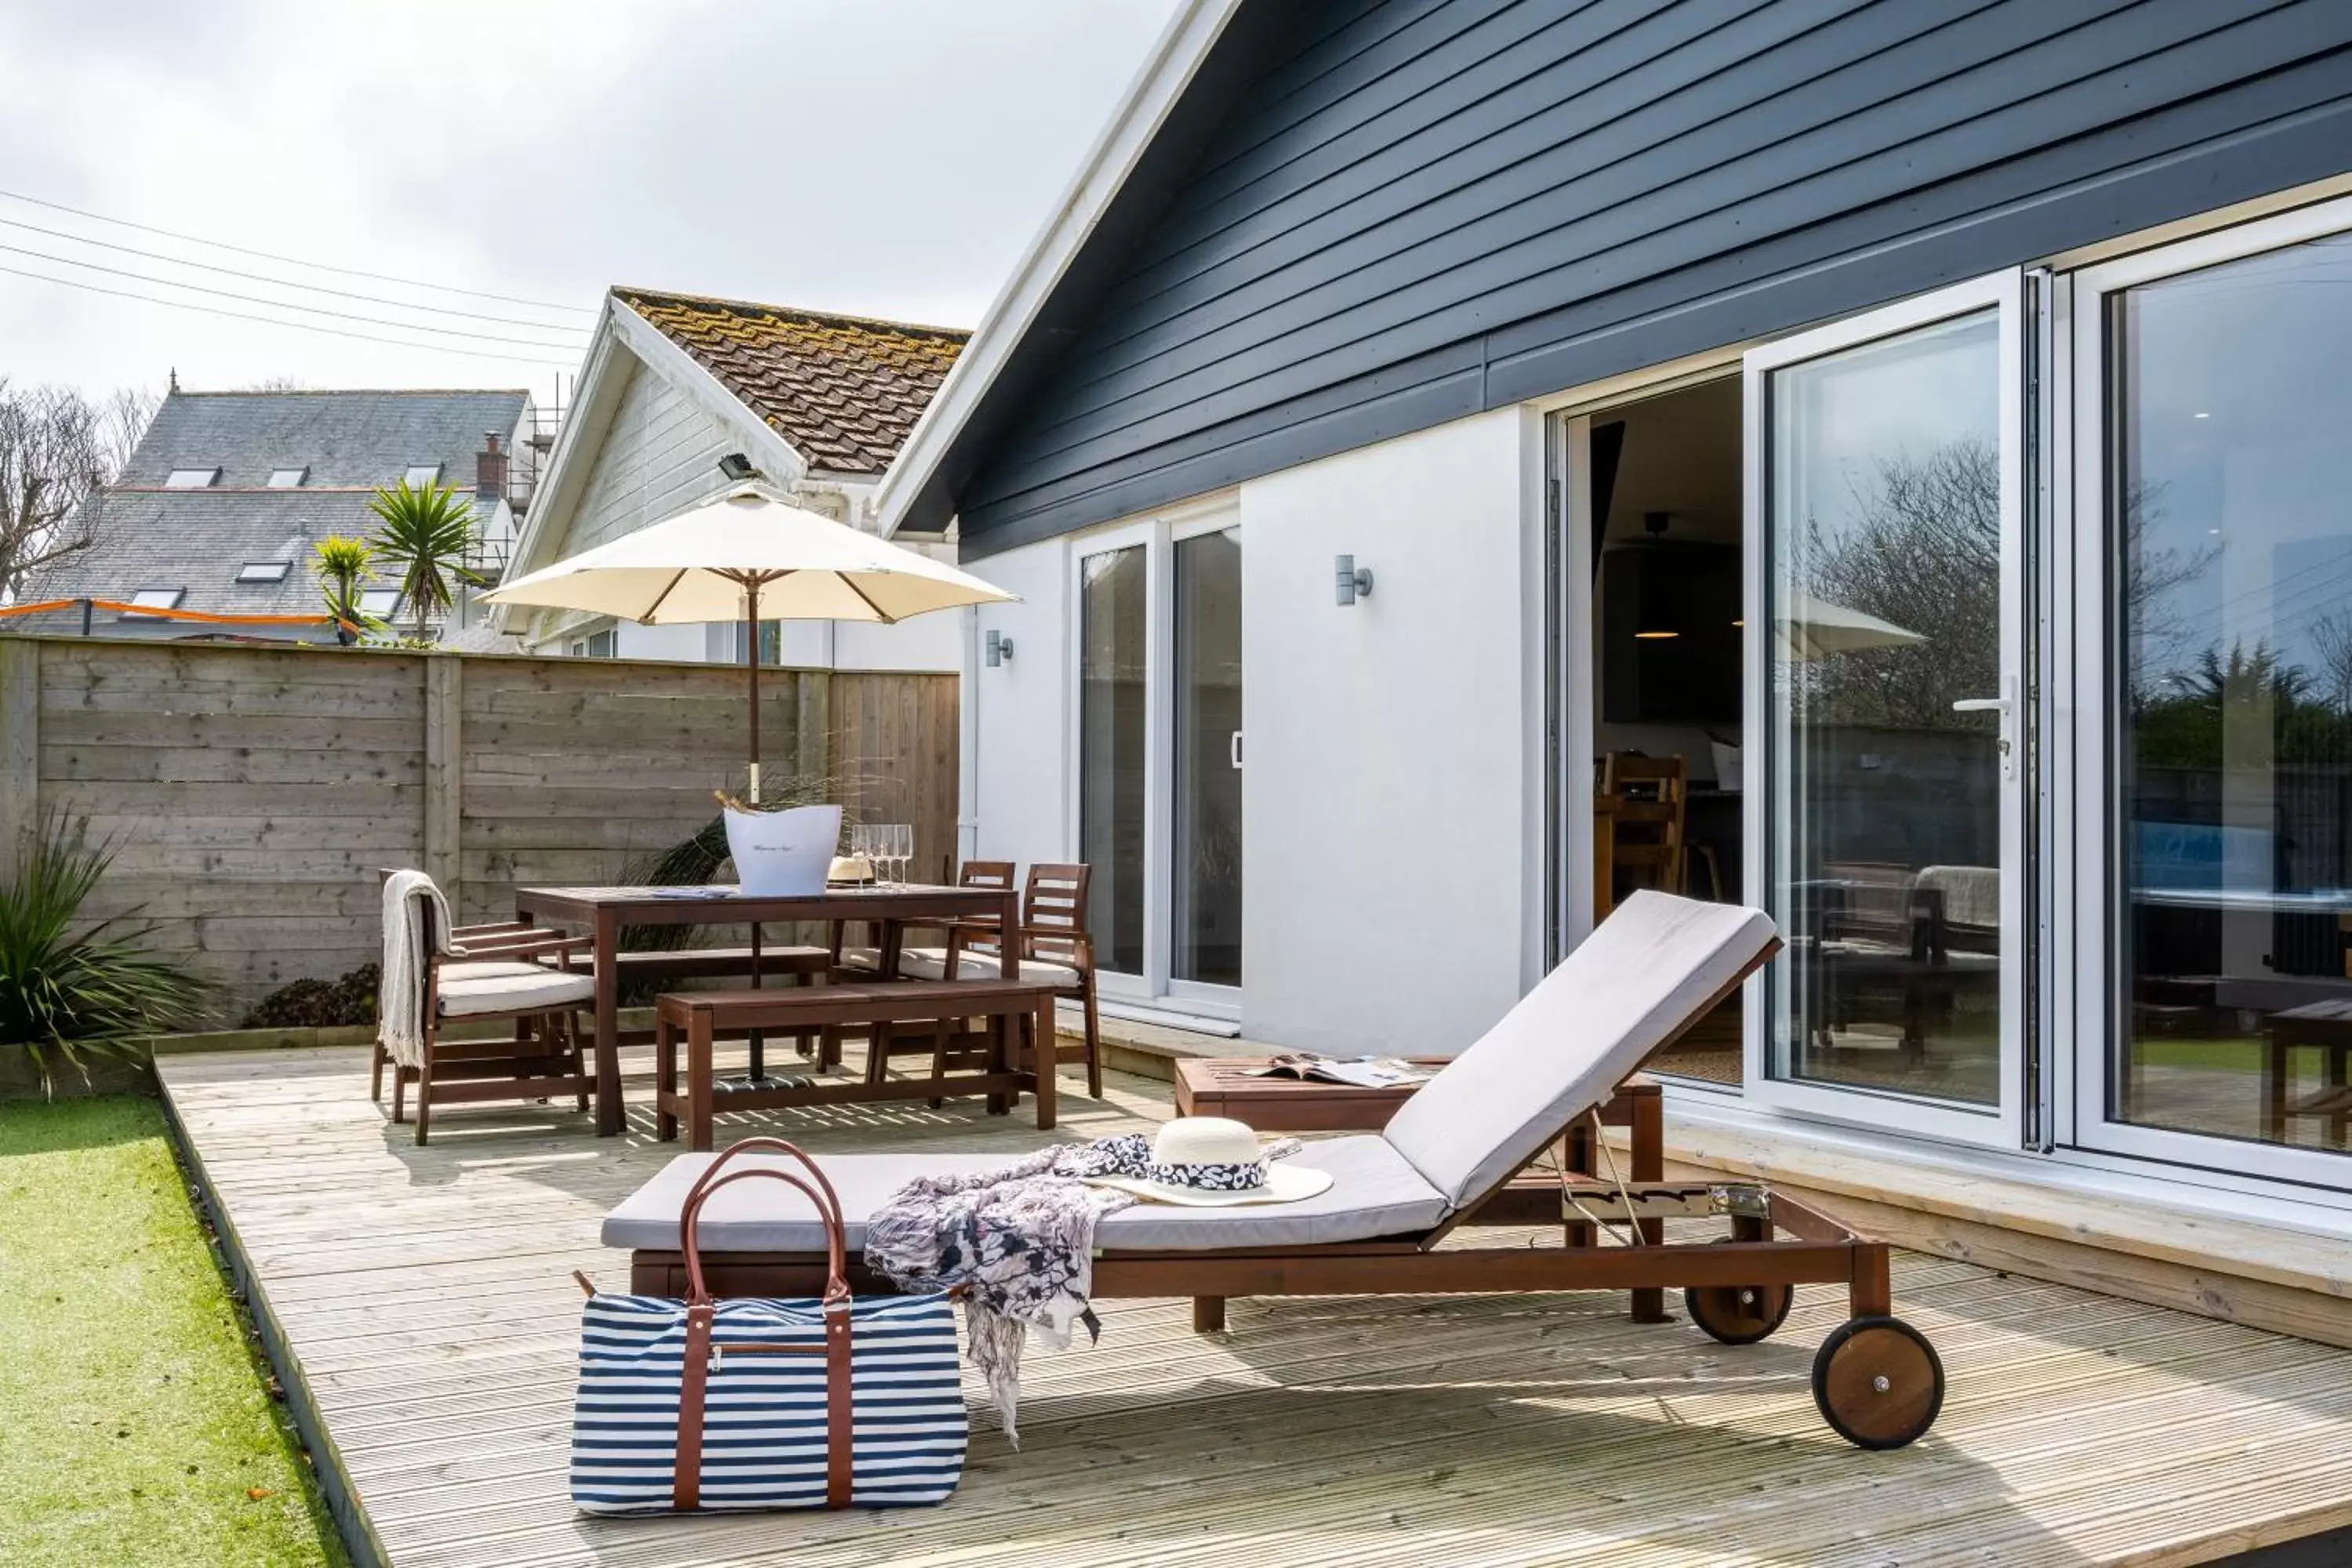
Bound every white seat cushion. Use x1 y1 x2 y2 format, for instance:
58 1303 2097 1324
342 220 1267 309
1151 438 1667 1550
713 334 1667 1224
1381 891 1777 1210
440 959 556 982
601 1135 1446 1254
837 945 1080 986
437 966 596 1018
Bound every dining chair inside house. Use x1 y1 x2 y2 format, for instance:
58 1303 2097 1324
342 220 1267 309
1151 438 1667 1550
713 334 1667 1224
1602 752 1690 909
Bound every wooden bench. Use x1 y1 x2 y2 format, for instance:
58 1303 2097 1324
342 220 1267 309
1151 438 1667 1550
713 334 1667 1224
654 978 1062 1149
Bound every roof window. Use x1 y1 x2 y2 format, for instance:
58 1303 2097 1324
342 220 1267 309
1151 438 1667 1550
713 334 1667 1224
164 468 219 488
123 588 185 617
358 588 402 617
237 561 292 583
267 467 308 488
401 464 442 488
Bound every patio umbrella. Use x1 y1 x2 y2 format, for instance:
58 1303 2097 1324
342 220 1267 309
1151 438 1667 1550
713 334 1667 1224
1774 586 1926 662
483 485 1014 800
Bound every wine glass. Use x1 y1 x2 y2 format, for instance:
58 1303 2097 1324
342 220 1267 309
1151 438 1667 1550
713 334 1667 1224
848 823 871 883
894 824 916 886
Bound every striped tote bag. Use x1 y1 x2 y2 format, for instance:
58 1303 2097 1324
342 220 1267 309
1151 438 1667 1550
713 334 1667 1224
568 1138 967 1514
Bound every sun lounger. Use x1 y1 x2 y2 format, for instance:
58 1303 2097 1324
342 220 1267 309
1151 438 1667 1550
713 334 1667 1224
602 891 1947 1449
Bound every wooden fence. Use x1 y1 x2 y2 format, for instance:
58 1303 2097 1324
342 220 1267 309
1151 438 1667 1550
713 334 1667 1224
0 635 958 1021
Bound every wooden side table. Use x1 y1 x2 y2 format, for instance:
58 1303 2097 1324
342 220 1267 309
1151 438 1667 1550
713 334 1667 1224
1174 1058 1672 1321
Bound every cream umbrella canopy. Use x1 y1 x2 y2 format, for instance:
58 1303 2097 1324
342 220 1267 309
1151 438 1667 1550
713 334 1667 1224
484 485 1015 800
1774 586 1926 662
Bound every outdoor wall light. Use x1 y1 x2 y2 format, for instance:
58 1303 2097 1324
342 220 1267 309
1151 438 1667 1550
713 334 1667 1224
717 452 760 481
985 629 1014 666
1335 554 1374 606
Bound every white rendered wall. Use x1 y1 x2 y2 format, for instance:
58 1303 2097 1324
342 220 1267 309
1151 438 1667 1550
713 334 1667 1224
1237 406 1538 1055
954 406 1543 1056
960 535 1070 884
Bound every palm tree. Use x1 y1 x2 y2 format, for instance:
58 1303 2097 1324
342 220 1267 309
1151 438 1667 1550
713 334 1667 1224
368 480 487 641
313 535 383 644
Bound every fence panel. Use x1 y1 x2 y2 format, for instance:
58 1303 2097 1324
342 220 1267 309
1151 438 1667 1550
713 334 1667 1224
1 635 957 1022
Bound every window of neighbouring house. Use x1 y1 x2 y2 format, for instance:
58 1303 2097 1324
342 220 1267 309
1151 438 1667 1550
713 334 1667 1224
122 588 185 616
401 464 442 488
579 629 616 658
358 588 401 618
236 561 292 583
164 468 219 488
267 467 308 488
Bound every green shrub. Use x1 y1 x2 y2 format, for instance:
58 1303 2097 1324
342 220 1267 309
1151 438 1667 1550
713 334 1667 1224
0 815 208 1091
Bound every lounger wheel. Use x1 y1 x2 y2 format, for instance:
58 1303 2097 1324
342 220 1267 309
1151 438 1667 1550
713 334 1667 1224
1810 1315 1944 1450
1683 1238 1795 1344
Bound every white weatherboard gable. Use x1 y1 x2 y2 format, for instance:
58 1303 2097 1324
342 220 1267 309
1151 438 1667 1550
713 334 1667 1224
496 293 811 642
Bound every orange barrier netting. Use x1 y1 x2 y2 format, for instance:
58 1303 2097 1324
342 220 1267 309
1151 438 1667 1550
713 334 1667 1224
0 597 360 634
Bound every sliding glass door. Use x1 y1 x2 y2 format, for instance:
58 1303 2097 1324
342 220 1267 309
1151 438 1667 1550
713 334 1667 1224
1172 528 1243 989
1078 543 1149 976
2067 199 2352 1188
1073 506 1243 1012
1744 274 2028 1145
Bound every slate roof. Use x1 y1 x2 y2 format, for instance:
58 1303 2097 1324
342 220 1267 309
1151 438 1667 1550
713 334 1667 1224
14 387 526 637
614 289 967 475
119 387 528 489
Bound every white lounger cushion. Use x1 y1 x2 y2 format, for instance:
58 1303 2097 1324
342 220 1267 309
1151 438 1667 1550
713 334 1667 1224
601 1134 1446 1254
1381 891 1775 1210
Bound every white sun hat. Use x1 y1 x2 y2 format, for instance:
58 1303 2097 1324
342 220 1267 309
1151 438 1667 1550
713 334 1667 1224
1081 1116 1334 1207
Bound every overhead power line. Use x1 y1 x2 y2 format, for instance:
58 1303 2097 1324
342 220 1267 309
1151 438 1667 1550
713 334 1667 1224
0 215 590 334
0 263 579 367
0 187 595 314
0 240 585 350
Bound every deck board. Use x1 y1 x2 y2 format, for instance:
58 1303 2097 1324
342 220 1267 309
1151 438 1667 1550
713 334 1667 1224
158 1045 2352 1568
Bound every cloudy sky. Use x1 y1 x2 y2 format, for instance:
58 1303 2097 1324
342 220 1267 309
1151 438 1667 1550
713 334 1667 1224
0 0 1181 408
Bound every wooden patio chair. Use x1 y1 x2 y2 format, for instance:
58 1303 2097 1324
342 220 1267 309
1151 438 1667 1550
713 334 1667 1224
851 862 1104 1101
608 891 1948 1452
372 874 598 1145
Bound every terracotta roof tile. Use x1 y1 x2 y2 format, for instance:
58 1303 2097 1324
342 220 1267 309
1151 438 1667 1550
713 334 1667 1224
615 289 968 475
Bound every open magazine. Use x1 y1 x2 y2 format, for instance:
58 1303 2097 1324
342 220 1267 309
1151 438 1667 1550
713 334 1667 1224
1247 1053 1431 1089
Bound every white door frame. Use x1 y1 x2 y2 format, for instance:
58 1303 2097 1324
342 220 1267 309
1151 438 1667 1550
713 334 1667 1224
1062 500 1243 1018
1740 270 2032 1149
2060 193 2352 1192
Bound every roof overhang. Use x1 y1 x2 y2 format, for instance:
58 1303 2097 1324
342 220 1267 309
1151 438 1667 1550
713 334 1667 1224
873 0 1247 541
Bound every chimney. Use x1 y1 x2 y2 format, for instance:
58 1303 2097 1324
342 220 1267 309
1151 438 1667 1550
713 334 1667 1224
476 431 508 499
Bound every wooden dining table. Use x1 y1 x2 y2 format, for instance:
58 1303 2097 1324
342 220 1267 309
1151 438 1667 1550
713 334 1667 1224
512 882 1022 1135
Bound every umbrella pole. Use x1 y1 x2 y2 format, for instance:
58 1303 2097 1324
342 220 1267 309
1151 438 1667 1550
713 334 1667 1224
745 575 761 804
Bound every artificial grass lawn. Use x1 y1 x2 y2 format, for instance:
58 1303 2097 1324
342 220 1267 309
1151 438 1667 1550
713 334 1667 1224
0 1094 342 1566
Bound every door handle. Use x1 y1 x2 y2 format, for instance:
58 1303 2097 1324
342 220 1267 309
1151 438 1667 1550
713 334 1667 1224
1952 680 2017 781
1229 731 1243 770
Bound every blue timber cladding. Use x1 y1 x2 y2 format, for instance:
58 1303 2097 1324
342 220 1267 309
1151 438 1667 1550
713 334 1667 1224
936 0 2352 558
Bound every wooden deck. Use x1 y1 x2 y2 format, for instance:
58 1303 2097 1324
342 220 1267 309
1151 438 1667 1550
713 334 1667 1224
158 1044 2352 1568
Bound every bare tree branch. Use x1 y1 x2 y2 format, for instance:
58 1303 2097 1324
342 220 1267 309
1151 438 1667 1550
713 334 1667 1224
0 379 158 600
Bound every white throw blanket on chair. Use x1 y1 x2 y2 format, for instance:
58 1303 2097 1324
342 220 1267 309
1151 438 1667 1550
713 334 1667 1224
379 870 459 1071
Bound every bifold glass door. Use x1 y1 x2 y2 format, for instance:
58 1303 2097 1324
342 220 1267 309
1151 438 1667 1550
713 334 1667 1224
1073 514 1243 1010
1744 274 2029 1145
2067 199 2352 1189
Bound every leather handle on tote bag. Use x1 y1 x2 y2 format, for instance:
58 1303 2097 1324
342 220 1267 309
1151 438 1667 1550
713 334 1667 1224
671 1138 855 1511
